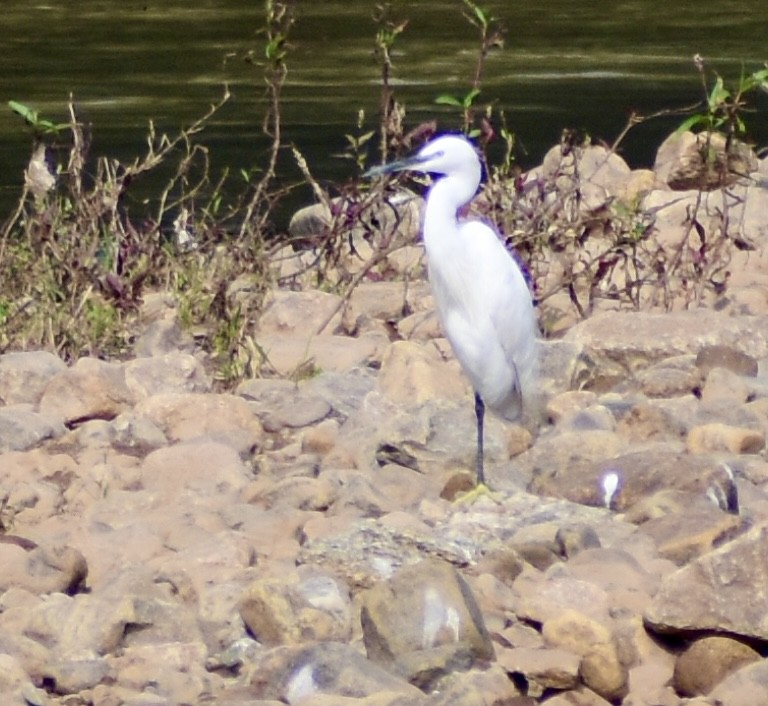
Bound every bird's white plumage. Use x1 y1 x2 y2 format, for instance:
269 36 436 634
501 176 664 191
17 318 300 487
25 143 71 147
366 133 538 484
416 136 537 421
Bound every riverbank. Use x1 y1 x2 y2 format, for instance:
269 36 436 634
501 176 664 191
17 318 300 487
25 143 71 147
1 132 768 705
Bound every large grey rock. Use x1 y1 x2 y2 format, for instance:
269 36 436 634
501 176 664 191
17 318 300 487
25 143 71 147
564 311 768 377
360 559 494 689
645 523 768 640
0 407 64 452
243 642 424 703
0 351 67 405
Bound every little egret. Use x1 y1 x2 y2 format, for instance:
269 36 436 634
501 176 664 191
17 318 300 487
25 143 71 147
367 134 538 489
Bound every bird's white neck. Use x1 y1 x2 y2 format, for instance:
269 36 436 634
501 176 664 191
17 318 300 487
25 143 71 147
423 174 479 250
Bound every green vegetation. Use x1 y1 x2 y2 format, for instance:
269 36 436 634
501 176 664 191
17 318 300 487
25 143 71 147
1 1 766 385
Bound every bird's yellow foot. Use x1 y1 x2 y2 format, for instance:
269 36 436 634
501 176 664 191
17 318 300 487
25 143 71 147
440 472 502 504
454 481 502 505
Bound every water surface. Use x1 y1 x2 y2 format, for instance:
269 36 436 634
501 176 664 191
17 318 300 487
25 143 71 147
1 1 766 225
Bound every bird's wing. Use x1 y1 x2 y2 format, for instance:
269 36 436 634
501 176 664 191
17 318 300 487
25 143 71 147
447 220 537 418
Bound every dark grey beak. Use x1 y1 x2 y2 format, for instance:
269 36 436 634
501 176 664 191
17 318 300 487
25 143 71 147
363 154 427 179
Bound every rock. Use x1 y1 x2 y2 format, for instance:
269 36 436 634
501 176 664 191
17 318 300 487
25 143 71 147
0 653 31 696
133 317 195 358
109 641 211 704
244 642 424 702
427 664 523 706
301 418 340 455
586 450 740 513
645 523 768 640
654 130 758 190
558 548 658 607
537 144 631 212
513 571 611 626
23 544 88 595
636 501 742 565
554 524 602 558
708 659 768 706
495 646 580 695
0 406 64 453
686 422 765 455
238 568 352 646
360 559 494 686
122 352 210 400
696 345 759 378
542 609 627 701
132 392 264 453
377 341 468 407
541 687 613 706
546 391 599 424
288 190 421 247
257 332 387 376
524 430 627 505
347 281 432 327
564 311 768 374
634 357 700 398
39 357 134 425
673 635 761 696
22 592 136 658
0 351 67 405
140 439 251 498
43 657 111 694
252 388 332 432
259 290 344 336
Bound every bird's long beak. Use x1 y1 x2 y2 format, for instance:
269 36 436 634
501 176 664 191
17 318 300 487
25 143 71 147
363 154 427 179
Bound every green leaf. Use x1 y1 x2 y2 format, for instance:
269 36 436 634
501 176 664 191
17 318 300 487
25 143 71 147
435 95 463 107
8 100 38 124
462 87 481 108
676 114 707 133
707 76 730 110
463 0 489 29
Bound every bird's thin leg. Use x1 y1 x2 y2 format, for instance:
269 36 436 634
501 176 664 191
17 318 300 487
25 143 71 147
474 392 485 487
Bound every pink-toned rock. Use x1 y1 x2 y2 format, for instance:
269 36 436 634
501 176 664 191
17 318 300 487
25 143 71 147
259 289 344 336
39 357 133 425
377 340 468 407
258 331 388 375
0 542 88 596
140 440 251 497
132 392 264 452
347 281 432 326
301 418 340 455
122 352 210 400
686 422 765 455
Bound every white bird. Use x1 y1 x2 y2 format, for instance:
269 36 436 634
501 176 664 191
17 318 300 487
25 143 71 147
367 134 538 489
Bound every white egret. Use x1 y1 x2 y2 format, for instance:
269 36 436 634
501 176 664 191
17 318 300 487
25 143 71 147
367 134 538 489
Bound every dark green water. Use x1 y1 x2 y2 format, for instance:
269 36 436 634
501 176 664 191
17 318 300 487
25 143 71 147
1 0 767 226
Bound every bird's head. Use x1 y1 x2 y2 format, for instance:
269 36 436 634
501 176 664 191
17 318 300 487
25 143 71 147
365 134 481 186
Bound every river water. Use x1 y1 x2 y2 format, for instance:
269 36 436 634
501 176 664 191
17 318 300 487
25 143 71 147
1 0 766 226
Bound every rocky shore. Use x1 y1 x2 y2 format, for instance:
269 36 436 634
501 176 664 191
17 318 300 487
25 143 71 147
2 133 768 705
